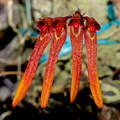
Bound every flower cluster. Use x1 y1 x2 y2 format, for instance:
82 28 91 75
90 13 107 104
12 9 103 108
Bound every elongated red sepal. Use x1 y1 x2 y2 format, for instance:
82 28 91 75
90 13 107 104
12 32 52 107
70 26 83 103
40 30 67 108
84 22 103 108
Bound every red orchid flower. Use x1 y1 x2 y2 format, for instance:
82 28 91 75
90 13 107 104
12 9 103 109
12 17 53 107
83 16 103 108
68 10 84 104
40 17 70 108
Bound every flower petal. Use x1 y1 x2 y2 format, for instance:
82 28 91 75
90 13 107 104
84 29 103 108
70 25 83 103
40 30 67 108
12 31 52 107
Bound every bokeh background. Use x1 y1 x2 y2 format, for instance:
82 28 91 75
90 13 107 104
0 0 120 120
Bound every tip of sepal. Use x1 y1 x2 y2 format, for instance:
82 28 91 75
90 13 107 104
70 93 75 104
12 74 33 108
12 97 20 108
93 95 103 109
40 103 47 109
70 97 75 104
90 83 103 109
12 95 23 108
12 101 19 108
40 77 53 109
40 92 50 109
70 80 80 104
95 101 103 109
12 103 16 108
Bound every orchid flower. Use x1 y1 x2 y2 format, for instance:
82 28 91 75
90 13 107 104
68 10 84 104
83 16 103 108
12 17 53 107
40 17 70 108
12 9 103 109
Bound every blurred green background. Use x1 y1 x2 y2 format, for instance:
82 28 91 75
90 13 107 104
0 0 120 120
